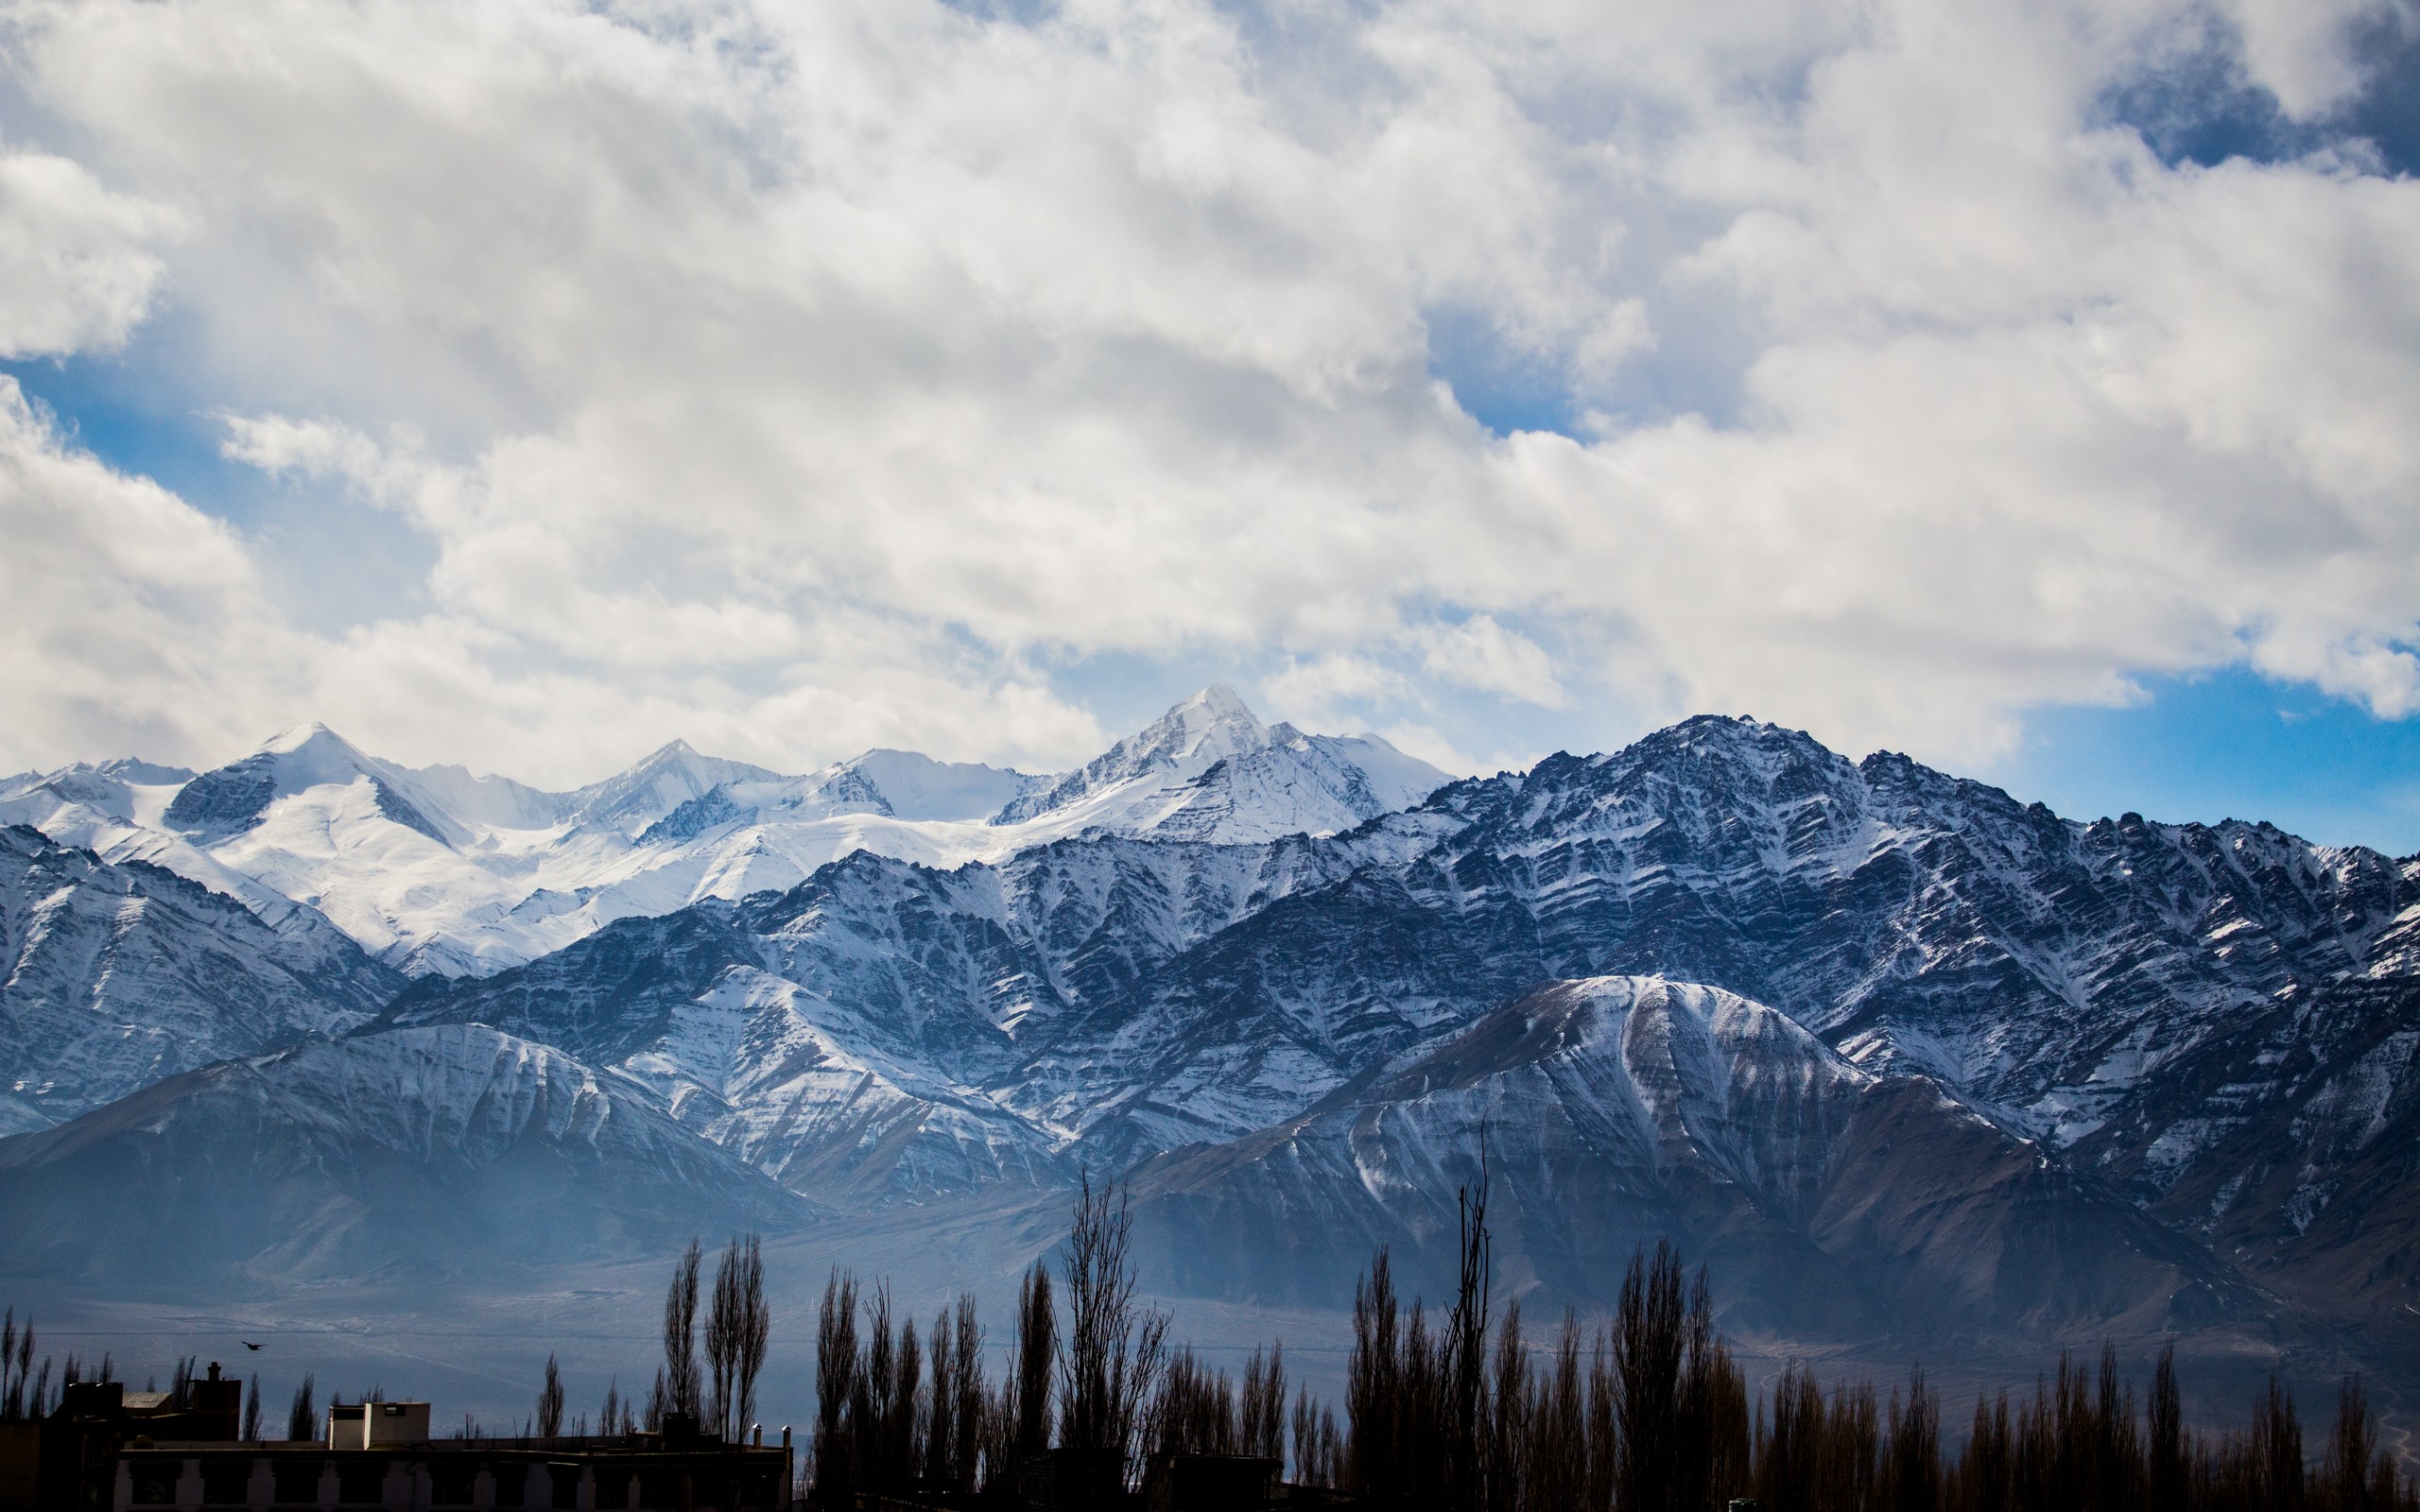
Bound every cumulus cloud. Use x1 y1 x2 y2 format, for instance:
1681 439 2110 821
0 145 175 356
0 0 2411 782
0 377 299 767
0 388 1104 782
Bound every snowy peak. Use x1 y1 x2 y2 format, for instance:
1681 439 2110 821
164 723 459 847
0 758 194 826
564 739 784 836
993 685 1447 840
997 685 1270 823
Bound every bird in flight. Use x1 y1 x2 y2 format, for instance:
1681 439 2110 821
242 1341 262 1351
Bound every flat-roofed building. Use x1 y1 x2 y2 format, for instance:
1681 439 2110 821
0 1374 790 1512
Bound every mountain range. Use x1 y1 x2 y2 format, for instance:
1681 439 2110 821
1 689 2415 1390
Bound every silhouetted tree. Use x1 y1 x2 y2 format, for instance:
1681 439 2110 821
286 1375 317 1442
1615 1241 1686 1512
1345 1248 1402 1501
663 1240 702 1421
2149 1344 2187 1512
1239 1345 1286 1462
2250 1374 2305 1512
812 1269 861 1507
1290 1386 1341 1489
537 1354 564 1437
1883 1366 1940 1512
1005 1258 1055 1469
1059 1177 1167 1493
705 1233 770 1441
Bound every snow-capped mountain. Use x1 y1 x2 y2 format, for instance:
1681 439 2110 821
994 684 1444 841
0 824 403 1134
1 689 1447 977
0 1022 811 1277
365 713 2420 1341
5 697 2416 1367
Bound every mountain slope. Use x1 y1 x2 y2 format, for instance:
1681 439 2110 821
369 713 2418 1344
0 1023 813 1278
1127 976 2257 1340
0 824 404 1135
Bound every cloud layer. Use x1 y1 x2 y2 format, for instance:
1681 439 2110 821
0 0 2413 785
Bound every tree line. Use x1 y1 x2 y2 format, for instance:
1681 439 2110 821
799 1178 2420 1512
0 1231 772 1452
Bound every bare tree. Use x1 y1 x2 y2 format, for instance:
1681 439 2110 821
1344 1248 1401 1500
704 1234 771 1441
242 1375 263 1441
1239 1345 1286 1462
2148 1344 2186 1512
664 1239 702 1420
1614 1241 1686 1512
537 1354 564 1438
1011 1260 1055 1459
813 1269 861 1507
1059 1177 1168 1498
948 1293 984 1492
1443 1169 1493 1511
286 1375 317 1443
926 1302 959 1487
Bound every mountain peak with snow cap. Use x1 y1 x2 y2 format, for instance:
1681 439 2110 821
992 684 1447 838
164 723 458 845
994 685 1271 824
563 739 786 836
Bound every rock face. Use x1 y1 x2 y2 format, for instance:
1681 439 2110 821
0 1023 812 1278
0 824 403 1134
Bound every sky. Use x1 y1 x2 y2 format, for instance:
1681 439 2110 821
0 0 2414 852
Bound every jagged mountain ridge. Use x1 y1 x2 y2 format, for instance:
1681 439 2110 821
0 687 1446 978
5 702 2417 1357
368 713 2420 1333
0 824 405 1135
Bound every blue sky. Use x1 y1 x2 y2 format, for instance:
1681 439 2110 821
0 0 2413 857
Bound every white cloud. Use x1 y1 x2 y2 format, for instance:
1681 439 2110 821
0 146 176 356
0 0 2410 782
2215 0 2408 118
0 377 300 768
1416 616 1567 709
0 384 1103 783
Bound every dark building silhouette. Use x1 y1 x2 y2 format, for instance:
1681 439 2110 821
0 1371 791 1512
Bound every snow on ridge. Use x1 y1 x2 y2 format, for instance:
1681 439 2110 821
7 688 1450 977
